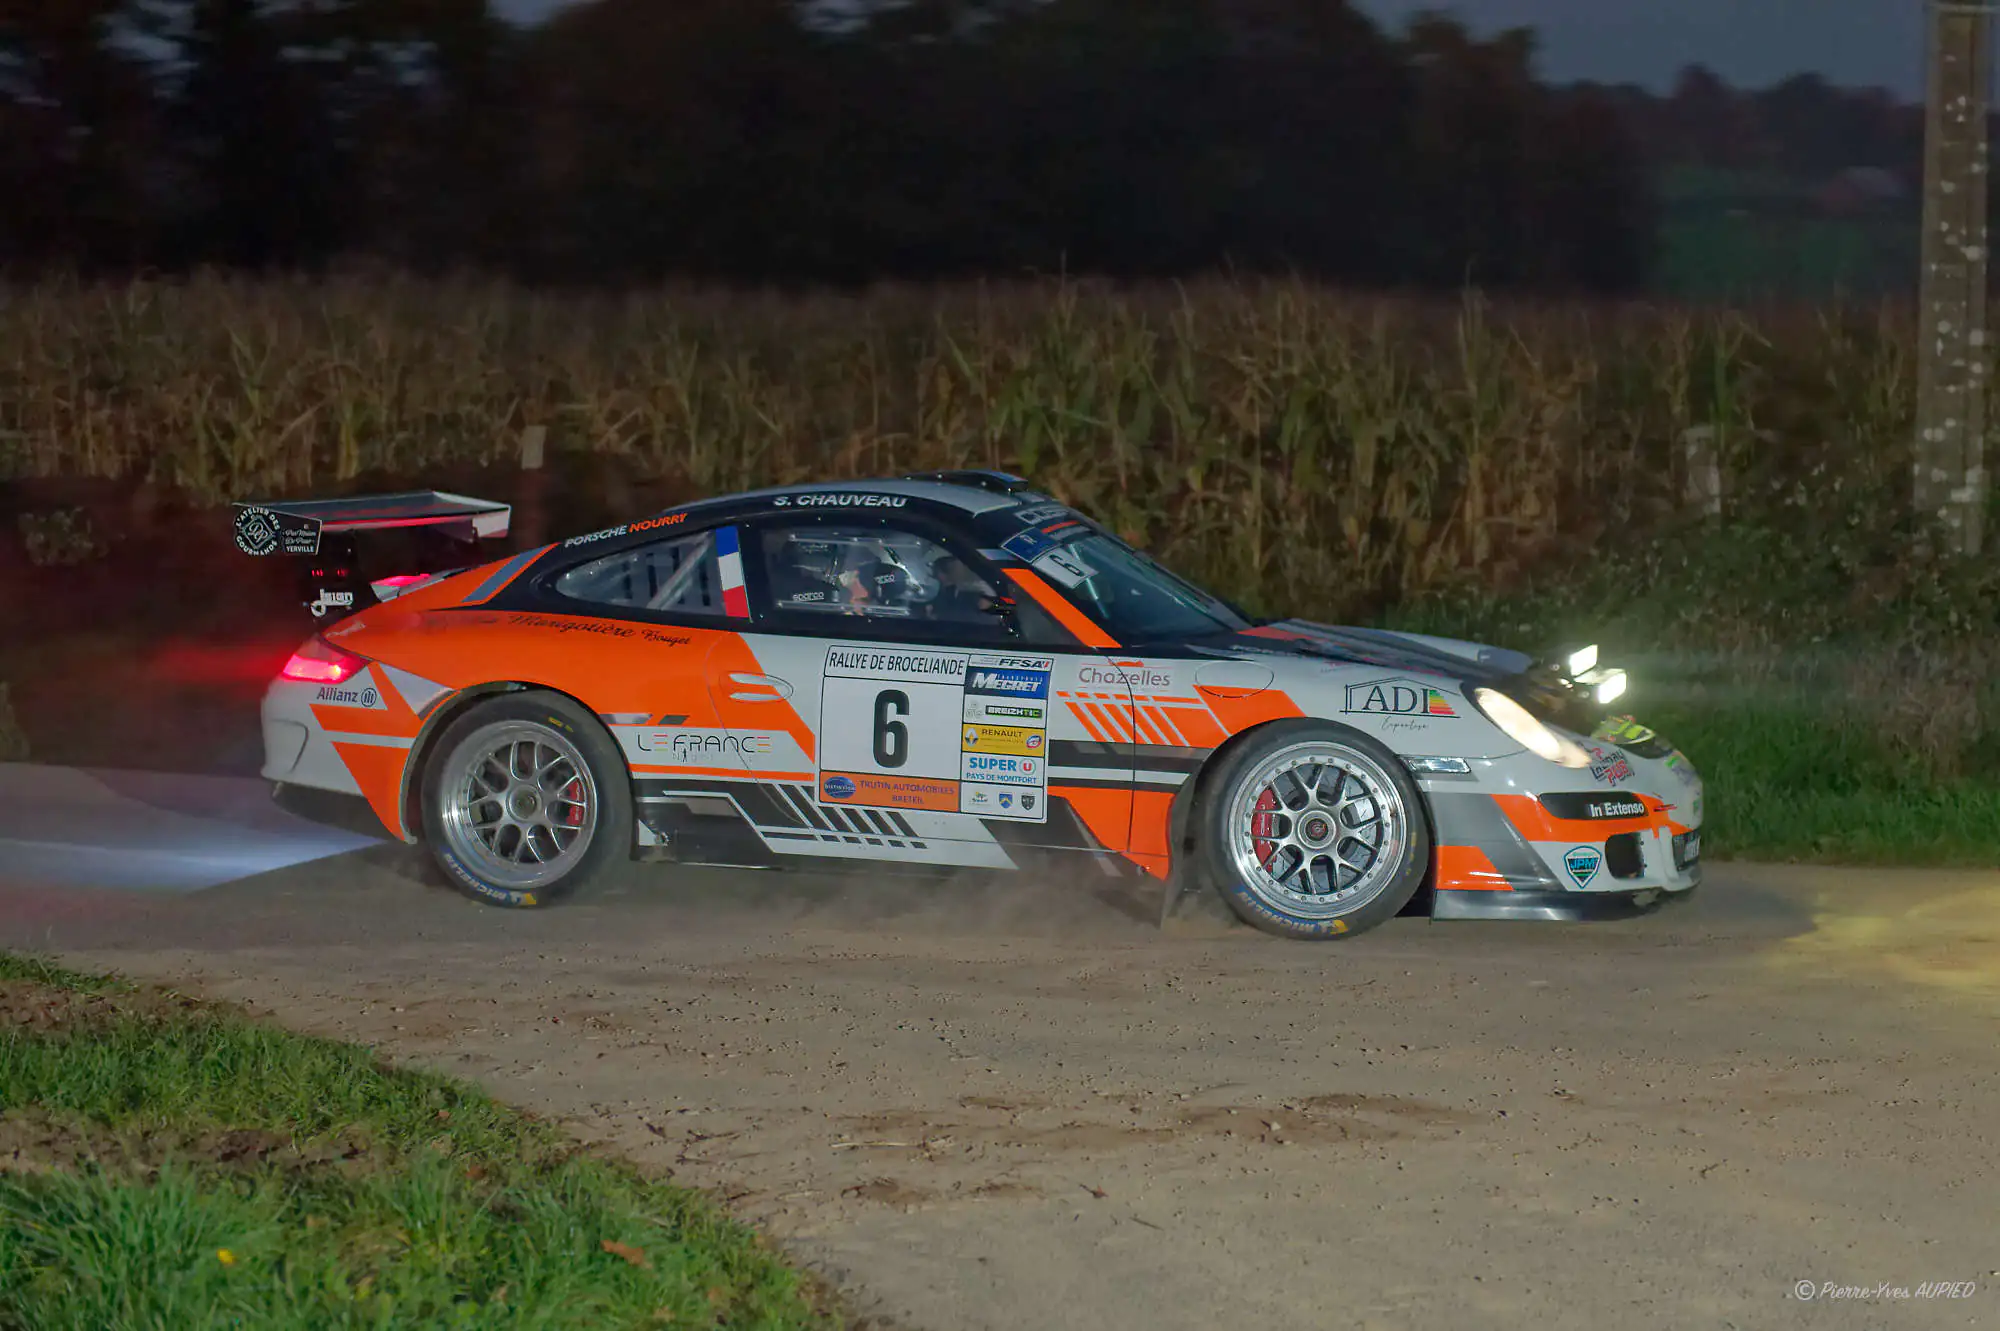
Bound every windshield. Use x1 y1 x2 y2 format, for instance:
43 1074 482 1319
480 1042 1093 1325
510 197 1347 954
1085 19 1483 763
1033 531 1251 641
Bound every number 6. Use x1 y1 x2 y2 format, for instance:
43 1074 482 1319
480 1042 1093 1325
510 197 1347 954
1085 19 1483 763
873 689 909 768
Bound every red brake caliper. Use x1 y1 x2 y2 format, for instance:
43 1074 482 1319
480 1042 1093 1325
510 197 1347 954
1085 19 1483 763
1250 788 1278 865
560 778 586 827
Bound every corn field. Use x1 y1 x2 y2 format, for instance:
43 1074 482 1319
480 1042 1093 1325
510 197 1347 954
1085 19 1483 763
0 273 1954 623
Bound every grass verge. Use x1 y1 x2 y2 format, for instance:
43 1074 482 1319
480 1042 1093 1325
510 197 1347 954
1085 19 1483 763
0 953 839 1331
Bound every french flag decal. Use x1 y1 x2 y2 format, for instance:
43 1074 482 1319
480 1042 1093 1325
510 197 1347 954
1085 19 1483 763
715 525 750 618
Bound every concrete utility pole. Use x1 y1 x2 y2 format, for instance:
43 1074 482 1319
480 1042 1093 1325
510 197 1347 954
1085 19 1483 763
1915 0 1994 556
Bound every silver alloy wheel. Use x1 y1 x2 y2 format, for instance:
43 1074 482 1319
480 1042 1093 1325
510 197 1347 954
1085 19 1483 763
435 721 599 891
1223 739 1408 918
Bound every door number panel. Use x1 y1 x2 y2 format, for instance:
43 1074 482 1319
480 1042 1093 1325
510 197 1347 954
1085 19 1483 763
818 648 1054 822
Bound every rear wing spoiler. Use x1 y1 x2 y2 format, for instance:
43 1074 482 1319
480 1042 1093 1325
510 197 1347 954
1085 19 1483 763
232 491 514 621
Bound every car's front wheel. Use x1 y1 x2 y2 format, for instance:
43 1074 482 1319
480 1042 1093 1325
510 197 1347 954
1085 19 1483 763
1195 721 1430 940
420 692 633 908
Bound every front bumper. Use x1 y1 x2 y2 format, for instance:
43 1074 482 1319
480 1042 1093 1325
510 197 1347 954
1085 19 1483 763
1417 735 1705 911
1432 877 1700 922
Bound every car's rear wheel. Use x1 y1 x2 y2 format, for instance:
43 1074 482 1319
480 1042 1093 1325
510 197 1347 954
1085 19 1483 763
421 692 633 908
1195 721 1430 940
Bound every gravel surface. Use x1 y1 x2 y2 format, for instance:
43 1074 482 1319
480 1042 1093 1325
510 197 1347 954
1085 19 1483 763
5 843 1997 1331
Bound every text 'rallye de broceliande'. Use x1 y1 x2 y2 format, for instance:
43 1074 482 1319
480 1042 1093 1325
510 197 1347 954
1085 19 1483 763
234 471 1703 941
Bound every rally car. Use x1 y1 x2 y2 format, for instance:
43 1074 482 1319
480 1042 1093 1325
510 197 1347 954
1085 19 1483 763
236 470 1703 940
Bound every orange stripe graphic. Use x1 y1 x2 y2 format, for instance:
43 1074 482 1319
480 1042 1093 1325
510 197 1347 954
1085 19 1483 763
1005 569 1119 649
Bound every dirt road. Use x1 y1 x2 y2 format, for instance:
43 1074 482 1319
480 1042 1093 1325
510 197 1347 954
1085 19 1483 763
4 791 1997 1330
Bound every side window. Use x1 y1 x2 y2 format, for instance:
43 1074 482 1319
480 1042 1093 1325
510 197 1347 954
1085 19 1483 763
756 523 1004 628
553 529 736 617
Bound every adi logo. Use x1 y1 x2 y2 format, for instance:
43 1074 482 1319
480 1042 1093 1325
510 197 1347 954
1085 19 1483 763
1343 677 1457 719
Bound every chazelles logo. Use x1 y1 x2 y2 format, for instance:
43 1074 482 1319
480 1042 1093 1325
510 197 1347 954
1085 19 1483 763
1078 664 1172 690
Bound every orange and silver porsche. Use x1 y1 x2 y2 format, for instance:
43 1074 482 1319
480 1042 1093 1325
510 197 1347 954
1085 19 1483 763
238 471 1704 940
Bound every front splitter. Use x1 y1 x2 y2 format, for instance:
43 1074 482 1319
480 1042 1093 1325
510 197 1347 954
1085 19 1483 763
1432 881 1700 922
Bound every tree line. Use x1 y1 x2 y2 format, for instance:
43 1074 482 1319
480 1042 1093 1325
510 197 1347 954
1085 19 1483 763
0 1 1923 294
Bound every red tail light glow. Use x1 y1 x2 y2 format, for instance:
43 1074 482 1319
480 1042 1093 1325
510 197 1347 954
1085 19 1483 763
373 573 429 590
280 635 367 684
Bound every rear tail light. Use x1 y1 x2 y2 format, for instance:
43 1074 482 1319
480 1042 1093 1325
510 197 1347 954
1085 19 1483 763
280 635 367 684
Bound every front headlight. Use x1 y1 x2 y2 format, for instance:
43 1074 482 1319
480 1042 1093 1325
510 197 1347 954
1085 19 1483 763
1472 687 1591 767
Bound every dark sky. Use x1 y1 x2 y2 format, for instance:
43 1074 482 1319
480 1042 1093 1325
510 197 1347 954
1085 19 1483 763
492 0 1933 98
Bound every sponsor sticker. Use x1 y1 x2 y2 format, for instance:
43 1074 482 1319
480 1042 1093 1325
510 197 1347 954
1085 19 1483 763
1077 663 1172 691
627 512 687 535
308 589 355 618
234 505 320 556
313 682 382 710
820 771 957 811
1001 528 1060 562
633 730 776 759
825 648 968 683
962 752 1040 786
235 506 280 556
1342 677 1458 718
965 666 1049 699
1564 846 1603 889
1585 742 1635 786
570 512 687 545
961 724 1045 757
816 650 1051 822
1010 503 1072 526
965 698 1046 723
959 780 1044 818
